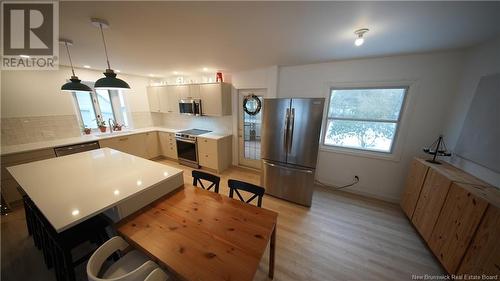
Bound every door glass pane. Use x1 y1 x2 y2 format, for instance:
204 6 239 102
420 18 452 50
74 92 97 129
329 88 406 120
324 119 397 152
243 96 263 160
96 90 115 122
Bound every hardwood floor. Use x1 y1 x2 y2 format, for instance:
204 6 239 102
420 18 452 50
1 158 444 281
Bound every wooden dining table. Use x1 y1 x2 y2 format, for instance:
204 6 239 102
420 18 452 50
117 185 278 281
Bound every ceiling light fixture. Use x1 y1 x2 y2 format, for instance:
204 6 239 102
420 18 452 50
354 28 369 47
202 67 208 71
91 18 130 91
173 71 179 75
115 69 121 73
83 65 91 68
59 39 92 93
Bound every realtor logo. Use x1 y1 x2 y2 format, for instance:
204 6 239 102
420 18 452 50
1 1 58 70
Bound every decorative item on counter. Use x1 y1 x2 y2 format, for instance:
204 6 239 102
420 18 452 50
216 72 223 82
82 125 91 135
96 115 107 133
243 94 262 116
423 135 452 164
176 76 184 84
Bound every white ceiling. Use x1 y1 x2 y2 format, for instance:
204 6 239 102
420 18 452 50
59 1 500 78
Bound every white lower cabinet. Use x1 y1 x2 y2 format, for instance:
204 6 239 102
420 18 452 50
98 133 148 159
159 132 178 159
145 132 160 159
197 136 232 173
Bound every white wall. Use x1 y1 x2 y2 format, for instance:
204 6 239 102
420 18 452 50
443 37 500 187
278 52 465 202
1 66 151 118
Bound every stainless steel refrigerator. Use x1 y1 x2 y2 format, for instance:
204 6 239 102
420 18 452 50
261 98 325 207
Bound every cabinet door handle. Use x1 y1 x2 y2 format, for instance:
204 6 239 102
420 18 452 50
119 138 129 141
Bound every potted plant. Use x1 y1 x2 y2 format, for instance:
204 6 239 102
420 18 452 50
113 122 123 131
96 115 107 133
81 125 91 135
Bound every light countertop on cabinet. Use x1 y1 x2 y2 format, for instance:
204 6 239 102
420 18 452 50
1 127 232 156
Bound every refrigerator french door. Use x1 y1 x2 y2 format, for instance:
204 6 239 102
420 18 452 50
261 98 325 206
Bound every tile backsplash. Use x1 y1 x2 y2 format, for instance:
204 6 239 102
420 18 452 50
1 115 81 146
1 112 231 146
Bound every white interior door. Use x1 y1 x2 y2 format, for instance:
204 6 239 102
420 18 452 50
238 89 266 169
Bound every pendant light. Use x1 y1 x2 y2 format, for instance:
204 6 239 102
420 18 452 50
60 39 92 93
91 18 130 90
354 28 369 47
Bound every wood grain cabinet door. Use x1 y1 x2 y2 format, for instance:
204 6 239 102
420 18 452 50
411 168 452 241
428 183 488 273
400 159 429 219
458 205 500 276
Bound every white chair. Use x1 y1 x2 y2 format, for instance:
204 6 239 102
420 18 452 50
144 268 169 281
87 236 158 281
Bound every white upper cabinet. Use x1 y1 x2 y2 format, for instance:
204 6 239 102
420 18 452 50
147 83 231 116
200 83 232 116
146 86 161 112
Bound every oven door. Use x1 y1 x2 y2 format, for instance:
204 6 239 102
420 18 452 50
176 138 198 164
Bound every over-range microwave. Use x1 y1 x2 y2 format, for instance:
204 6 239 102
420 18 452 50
179 99 202 116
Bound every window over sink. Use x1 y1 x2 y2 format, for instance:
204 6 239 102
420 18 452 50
323 87 408 153
72 81 131 131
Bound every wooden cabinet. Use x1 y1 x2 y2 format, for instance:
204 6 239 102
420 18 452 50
147 86 161 113
159 132 177 159
199 83 232 116
145 132 160 159
458 205 500 277
401 158 500 275
197 136 232 173
411 168 452 240
400 159 429 218
99 134 148 159
170 85 190 100
1 148 56 203
428 183 488 273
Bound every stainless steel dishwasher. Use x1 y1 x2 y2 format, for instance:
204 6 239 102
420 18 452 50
54 141 100 157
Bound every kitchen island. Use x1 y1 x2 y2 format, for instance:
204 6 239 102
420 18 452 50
7 148 183 232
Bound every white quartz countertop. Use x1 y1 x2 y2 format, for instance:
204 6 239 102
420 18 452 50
1 127 232 156
7 148 184 232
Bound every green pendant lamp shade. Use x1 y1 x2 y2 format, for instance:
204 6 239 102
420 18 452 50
60 39 92 93
95 69 130 90
92 18 130 91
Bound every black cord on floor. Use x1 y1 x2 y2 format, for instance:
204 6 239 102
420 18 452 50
315 176 359 190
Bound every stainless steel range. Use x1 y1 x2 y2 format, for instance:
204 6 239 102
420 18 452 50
175 129 212 168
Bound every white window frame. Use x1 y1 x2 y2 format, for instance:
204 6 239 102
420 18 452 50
71 83 133 133
320 80 416 162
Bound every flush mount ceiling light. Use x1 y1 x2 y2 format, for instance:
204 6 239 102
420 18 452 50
60 39 92 93
91 18 130 91
354 28 369 47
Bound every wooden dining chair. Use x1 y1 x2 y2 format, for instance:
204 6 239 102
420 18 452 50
227 179 265 207
192 170 220 193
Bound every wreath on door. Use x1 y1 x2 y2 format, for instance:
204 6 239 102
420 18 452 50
243 94 262 116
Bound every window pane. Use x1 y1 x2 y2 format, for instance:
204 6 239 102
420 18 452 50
96 90 115 123
329 88 406 120
118 92 129 127
324 119 396 152
74 92 97 129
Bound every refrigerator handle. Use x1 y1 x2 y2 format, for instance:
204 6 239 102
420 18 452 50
263 160 314 174
284 108 290 152
288 108 295 153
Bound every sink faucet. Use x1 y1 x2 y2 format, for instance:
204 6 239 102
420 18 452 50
109 118 115 133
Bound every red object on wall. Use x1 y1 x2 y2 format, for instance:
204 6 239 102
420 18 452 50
216 72 223 82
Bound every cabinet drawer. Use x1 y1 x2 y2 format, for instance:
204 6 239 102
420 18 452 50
197 138 217 154
199 152 218 170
